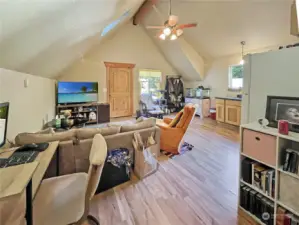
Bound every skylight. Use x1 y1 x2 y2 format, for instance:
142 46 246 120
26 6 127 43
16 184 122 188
101 10 130 37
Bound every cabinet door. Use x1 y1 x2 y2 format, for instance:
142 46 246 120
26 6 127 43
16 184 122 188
225 105 241 126
216 104 225 122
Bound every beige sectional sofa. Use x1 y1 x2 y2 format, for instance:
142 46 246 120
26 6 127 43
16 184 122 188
15 118 160 177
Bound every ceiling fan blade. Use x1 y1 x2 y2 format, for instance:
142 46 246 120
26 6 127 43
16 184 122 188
176 29 184 37
168 15 178 26
146 26 165 29
177 23 198 29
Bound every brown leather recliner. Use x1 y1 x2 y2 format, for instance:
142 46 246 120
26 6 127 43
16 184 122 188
157 104 197 155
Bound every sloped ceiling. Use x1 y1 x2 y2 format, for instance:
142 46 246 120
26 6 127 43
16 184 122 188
1 0 298 81
0 0 144 78
144 0 298 59
142 0 298 81
145 28 205 81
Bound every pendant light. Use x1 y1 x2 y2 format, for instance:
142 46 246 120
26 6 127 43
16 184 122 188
240 41 246 65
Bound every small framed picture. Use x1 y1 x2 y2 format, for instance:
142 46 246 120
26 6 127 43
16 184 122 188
265 96 299 132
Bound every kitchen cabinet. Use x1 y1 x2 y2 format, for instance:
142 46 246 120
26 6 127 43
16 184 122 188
185 98 210 118
225 105 241 125
216 98 241 126
216 104 225 122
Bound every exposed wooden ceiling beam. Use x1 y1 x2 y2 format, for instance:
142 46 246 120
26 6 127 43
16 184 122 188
133 0 160 26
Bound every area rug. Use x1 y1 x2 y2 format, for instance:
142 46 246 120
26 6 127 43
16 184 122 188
160 142 194 158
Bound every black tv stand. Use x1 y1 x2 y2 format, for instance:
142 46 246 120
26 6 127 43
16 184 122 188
56 103 110 125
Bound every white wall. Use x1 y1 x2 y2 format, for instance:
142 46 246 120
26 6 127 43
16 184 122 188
184 54 242 98
184 45 295 98
0 68 55 140
245 47 299 122
58 23 178 111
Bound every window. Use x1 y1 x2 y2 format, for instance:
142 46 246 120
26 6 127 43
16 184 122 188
101 10 130 37
228 64 243 90
139 70 162 99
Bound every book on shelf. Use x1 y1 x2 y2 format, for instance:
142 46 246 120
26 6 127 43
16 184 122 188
255 193 263 220
253 164 267 190
276 206 299 225
242 158 254 184
249 189 257 214
249 163 275 198
277 206 286 225
282 148 299 175
240 183 274 224
285 213 292 225
271 176 275 199
291 215 299 225
283 149 292 171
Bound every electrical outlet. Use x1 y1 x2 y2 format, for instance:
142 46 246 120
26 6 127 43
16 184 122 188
24 78 29 88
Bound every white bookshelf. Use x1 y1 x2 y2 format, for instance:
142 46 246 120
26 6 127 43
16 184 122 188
277 201 299 217
239 206 266 225
241 152 276 169
277 168 299 181
239 123 299 225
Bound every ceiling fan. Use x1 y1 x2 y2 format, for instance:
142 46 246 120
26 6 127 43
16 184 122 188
146 0 197 40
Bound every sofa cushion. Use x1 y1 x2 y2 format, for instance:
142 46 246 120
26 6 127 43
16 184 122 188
120 118 156 133
15 130 77 146
76 126 121 140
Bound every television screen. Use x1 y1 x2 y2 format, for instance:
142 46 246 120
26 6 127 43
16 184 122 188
57 82 98 104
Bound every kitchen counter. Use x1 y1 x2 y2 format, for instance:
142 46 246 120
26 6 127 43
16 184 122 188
185 96 210 99
215 97 242 101
216 98 241 126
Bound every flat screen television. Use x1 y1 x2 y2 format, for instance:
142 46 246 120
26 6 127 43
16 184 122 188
57 81 98 104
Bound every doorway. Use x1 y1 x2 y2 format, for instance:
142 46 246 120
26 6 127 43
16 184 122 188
105 62 135 118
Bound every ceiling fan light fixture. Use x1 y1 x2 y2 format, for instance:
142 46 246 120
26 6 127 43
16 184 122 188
170 34 177 40
168 15 178 26
159 33 166 40
240 41 246 65
163 27 171 36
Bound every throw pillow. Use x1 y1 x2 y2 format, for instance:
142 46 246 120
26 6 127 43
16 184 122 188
168 111 183 127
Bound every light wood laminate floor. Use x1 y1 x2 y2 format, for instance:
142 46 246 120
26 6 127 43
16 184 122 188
89 117 243 225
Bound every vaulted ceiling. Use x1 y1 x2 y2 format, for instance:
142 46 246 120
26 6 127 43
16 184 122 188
0 0 144 78
144 0 298 59
0 0 298 80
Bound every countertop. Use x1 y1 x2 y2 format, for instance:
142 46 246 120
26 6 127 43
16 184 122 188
215 97 242 101
185 96 210 99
